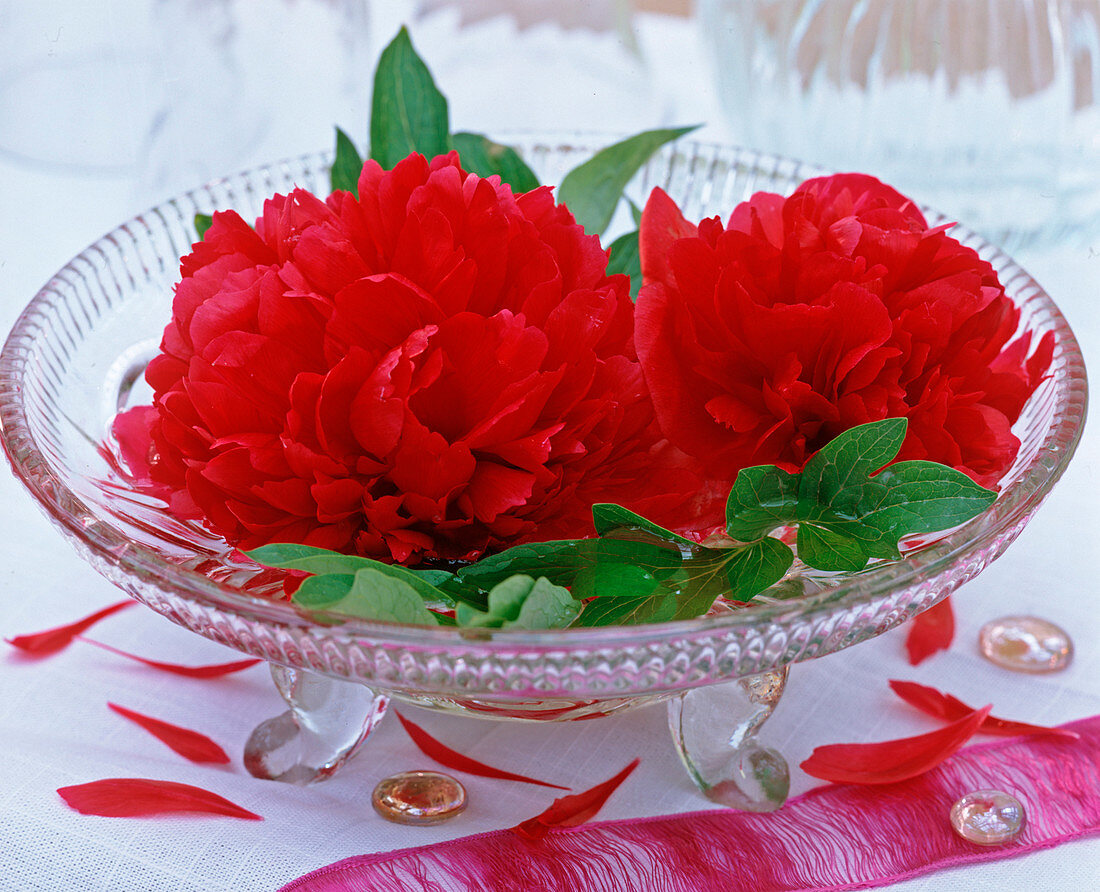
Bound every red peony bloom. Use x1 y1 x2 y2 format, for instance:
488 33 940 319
636 174 1053 488
118 152 696 564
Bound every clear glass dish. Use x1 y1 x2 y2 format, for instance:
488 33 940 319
0 137 1087 806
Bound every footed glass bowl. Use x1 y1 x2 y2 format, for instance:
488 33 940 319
0 138 1088 809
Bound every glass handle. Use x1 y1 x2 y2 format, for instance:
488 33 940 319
668 668 790 811
243 665 388 784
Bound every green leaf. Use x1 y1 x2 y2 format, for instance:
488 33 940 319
452 131 539 192
605 230 642 298
843 461 999 538
800 417 907 506
572 561 661 600
245 544 456 606
454 575 579 630
293 573 355 608
457 537 682 590
194 213 213 240
591 503 695 548
557 125 699 235
370 27 451 168
795 524 870 573
724 465 801 541
331 126 363 196
723 419 997 574
329 567 441 625
724 537 795 598
573 590 678 627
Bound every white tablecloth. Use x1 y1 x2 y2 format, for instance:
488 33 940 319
1 4 1098 890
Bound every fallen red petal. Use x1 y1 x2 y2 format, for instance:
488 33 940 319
5 601 134 656
108 702 232 764
905 597 955 665
395 710 569 790
511 758 640 840
888 679 1079 741
79 638 261 677
800 705 991 785
57 778 261 819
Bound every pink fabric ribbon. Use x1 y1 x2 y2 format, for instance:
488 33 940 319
281 714 1100 892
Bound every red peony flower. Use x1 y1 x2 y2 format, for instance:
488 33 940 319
117 152 698 564
635 174 1053 488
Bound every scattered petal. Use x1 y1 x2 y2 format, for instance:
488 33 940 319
905 597 955 665
6 601 134 656
800 705 991 785
511 758 640 840
888 680 1079 741
79 638 262 677
57 778 261 819
108 702 232 764
395 711 569 790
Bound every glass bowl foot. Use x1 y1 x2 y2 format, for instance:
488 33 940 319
668 668 790 811
243 665 388 784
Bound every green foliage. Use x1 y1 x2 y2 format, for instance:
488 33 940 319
331 126 364 195
725 419 997 572
370 27 451 168
194 213 213 240
452 132 539 192
454 575 579 630
557 125 698 235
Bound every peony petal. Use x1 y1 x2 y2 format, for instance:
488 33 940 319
800 705 991 784
905 596 955 665
79 638 261 678
6 601 135 656
511 758 641 840
57 778 261 820
888 680 1080 741
108 702 232 764
639 187 697 288
395 711 569 790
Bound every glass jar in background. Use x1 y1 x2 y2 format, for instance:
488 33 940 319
0 2 162 175
142 0 371 202
406 0 657 135
698 0 1100 251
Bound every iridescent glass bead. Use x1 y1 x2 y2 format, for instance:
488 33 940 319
978 615 1073 672
950 790 1026 845
372 771 467 825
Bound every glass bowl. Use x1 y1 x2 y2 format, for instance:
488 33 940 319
0 137 1088 805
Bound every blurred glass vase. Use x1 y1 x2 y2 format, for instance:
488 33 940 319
699 0 1100 250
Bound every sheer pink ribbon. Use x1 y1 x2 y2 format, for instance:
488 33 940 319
281 714 1100 892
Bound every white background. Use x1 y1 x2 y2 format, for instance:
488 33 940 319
1 2 1097 889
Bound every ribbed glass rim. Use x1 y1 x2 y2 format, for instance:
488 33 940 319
0 138 1089 656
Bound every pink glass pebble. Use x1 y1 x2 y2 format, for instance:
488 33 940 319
978 615 1073 673
372 771 467 825
950 790 1026 845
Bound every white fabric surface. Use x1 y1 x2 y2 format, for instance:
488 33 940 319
1 4 1098 890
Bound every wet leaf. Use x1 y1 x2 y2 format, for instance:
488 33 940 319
454 575 579 630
